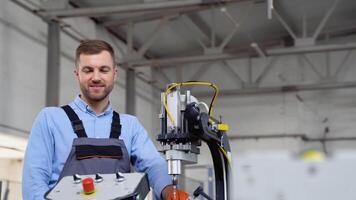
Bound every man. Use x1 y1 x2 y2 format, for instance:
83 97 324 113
22 40 188 200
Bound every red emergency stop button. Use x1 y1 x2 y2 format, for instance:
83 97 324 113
82 177 95 194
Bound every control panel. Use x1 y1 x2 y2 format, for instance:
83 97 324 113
45 172 149 200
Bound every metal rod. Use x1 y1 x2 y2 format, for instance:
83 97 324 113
326 51 330 78
272 9 297 40
301 54 323 79
138 16 171 57
180 15 207 49
312 0 340 40
334 50 353 77
247 57 253 85
250 42 267 59
219 26 238 50
210 6 216 47
127 22 134 57
221 61 245 86
221 7 239 27
187 12 222 45
254 57 278 86
302 11 307 38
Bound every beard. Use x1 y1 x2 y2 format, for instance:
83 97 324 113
80 83 114 102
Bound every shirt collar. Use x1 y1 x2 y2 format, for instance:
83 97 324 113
74 95 113 116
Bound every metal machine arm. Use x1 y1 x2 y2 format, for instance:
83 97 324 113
157 82 231 200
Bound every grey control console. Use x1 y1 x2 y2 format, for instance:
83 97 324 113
45 172 149 200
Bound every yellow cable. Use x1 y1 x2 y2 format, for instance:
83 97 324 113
163 82 231 166
163 81 219 126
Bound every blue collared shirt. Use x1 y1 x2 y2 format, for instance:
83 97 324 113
22 96 171 199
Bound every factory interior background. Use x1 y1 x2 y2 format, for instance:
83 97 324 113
1 0 356 199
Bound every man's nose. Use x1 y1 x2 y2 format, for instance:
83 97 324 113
92 70 101 81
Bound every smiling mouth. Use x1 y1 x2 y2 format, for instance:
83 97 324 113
89 85 105 91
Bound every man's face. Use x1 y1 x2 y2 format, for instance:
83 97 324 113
75 50 117 103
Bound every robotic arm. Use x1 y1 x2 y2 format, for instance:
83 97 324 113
157 82 231 200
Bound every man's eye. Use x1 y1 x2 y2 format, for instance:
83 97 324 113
101 67 110 72
82 68 92 73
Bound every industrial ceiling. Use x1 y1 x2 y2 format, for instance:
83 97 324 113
10 0 356 98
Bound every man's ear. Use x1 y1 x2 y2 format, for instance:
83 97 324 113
114 66 118 81
74 68 79 77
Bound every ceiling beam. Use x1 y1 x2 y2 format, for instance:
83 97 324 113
122 41 356 68
194 81 356 97
38 0 241 18
267 42 356 56
102 6 209 27
122 52 249 67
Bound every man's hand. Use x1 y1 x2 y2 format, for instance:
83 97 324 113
162 185 189 200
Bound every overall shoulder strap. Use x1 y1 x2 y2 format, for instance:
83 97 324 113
110 111 122 138
61 105 87 138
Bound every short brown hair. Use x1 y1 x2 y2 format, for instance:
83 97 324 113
75 39 115 66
